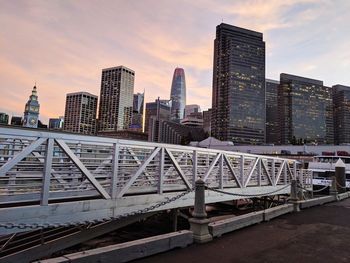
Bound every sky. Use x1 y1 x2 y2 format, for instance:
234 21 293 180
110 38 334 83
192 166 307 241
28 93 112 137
1 0 350 123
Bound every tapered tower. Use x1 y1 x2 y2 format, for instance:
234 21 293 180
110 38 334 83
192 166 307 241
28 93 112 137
170 68 186 122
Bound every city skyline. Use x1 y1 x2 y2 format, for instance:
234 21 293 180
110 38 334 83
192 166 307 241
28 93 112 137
1 1 350 122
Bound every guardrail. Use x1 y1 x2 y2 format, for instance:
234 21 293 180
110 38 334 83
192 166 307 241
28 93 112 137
0 126 302 206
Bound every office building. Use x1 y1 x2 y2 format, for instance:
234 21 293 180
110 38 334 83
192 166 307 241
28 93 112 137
211 23 266 144
63 92 98 135
0 113 9 125
131 92 144 131
98 66 134 132
278 73 333 144
333 85 350 144
11 116 22 126
49 116 64 130
149 119 206 145
170 68 186 122
184 104 201 118
144 99 171 136
23 85 40 128
266 79 280 144
203 109 212 135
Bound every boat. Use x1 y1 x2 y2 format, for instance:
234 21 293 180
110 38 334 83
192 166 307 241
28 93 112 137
308 155 350 188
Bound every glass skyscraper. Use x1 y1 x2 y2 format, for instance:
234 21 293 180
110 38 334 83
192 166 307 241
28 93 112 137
211 23 266 144
170 68 186 122
278 74 334 144
333 84 350 144
266 79 280 144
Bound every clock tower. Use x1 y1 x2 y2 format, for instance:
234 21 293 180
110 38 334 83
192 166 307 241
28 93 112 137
23 85 40 128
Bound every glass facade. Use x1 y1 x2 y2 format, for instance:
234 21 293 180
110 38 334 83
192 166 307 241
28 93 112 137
211 23 266 144
98 66 134 132
333 85 350 144
170 68 186 122
278 74 334 144
265 79 280 144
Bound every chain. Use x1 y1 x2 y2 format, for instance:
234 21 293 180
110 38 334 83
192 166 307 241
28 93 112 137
297 184 330 193
205 184 291 197
335 180 348 189
0 189 193 230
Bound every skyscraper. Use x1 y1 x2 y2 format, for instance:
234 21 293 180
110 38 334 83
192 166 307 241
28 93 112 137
0 113 9 125
98 66 135 132
63 92 98 135
23 85 40 128
131 92 144 131
266 79 280 144
278 73 333 144
211 23 266 144
333 84 350 144
170 68 186 122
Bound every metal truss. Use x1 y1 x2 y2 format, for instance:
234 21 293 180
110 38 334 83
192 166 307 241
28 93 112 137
0 126 308 235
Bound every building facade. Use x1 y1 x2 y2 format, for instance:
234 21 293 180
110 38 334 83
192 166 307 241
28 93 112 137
63 92 98 135
333 85 350 144
131 92 144 132
170 68 186 122
278 74 334 144
211 23 266 144
145 99 172 137
98 66 134 132
49 116 64 130
266 79 280 144
23 85 40 128
149 119 206 145
203 109 212 136
0 113 9 125
184 104 201 118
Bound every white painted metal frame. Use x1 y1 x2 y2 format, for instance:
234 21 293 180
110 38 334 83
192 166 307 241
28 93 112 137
0 126 306 234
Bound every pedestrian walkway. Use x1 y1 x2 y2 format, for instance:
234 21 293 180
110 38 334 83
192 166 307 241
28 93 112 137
135 198 350 263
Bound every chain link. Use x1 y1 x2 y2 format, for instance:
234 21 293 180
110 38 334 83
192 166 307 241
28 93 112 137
297 184 330 193
336 180 348 189
206 184 291 197
0 189 193 230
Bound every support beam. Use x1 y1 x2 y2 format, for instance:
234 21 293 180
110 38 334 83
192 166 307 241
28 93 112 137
0 138 46 176
117 147 160 197
203 153 221 182
158 148 165 194
165 149 192 189
55 139 110 200
111 143 119 199
261 160 274 186
244 158 259 187
223 155 243 188
41 139 54 206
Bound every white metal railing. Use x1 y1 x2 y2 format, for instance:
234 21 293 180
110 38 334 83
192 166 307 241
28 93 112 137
0 126 302 206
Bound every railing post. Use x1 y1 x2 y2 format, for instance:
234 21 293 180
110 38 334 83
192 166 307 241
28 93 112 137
257 158 261 186
335 158 346 194
240 155 244 187
41 138 54 206
290 179 300 212
189 179 212 243
158 148 165 194
330 175 338 197
192 150 197 186
271 159 275 186
111 143 119 199
219 154 224 189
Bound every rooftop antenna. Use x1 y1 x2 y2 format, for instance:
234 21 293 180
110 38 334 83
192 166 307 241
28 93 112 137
222 18 224 23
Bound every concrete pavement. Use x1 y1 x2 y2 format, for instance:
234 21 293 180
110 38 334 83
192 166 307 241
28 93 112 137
135 198 350 263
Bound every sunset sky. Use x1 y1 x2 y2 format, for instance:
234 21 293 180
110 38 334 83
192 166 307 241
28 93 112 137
1 0 350 123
